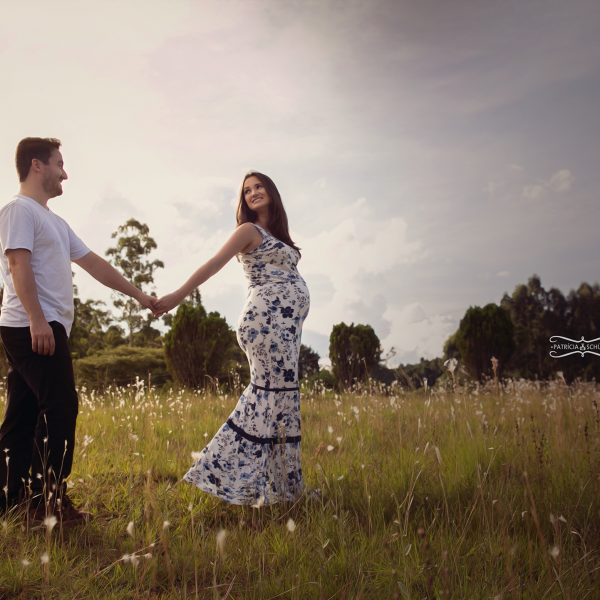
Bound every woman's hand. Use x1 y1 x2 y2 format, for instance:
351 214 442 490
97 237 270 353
137 293 162 317
154 290 185 314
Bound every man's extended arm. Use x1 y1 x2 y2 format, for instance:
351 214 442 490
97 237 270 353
73 251 159 315
6 248 56 355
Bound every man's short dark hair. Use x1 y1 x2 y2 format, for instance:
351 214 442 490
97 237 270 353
15 137 62 182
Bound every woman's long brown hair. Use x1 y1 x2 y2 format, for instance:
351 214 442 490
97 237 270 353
236 171 301 256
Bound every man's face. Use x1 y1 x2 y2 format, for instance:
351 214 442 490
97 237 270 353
40 149 68 198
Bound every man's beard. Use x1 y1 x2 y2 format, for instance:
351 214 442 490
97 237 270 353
42 175 63 198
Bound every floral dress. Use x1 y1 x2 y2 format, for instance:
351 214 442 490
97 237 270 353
183 224 310 505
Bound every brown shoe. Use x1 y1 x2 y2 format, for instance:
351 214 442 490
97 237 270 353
29 494 92 526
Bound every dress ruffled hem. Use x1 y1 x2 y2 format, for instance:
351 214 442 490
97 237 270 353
183 420 304 505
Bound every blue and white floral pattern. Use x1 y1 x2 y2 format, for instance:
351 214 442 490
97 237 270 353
183 225 310 505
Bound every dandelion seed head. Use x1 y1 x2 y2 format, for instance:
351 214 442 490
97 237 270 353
336 437 342 443
251 497 265 509
191 451 202 461
327 426 333 434
163 520 170 530
40 553 50 564
21 558 31 567
327 445 334 452
444 358 458 374
216 529 227 558
549 546 560 559
126 521 134 536
43 515 58 532
286 518 296 532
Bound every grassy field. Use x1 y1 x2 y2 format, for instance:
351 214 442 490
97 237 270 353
0 375 599 599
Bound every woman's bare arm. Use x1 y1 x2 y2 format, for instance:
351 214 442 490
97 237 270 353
154 223 263 313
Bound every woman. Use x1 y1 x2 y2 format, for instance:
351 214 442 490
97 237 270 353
155 172 310 505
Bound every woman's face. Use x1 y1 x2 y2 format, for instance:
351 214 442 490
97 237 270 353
243 176 270 212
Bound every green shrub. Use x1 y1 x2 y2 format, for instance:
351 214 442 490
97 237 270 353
73 346 169 389
304 368 335 389
164 303 239 389
329 322 381 390
455 303 516 380
299 344 320 379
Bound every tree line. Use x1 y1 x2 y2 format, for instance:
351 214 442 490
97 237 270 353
0 218 596 389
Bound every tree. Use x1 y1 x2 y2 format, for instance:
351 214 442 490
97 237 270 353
454 303 516 380
500 275 557 378
299 344 320 380
105 218 164 346
164 297 239 389
329 322 381 390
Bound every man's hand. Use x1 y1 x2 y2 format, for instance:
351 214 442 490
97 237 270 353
153 290 185 315
30 318 55 355
138 293 162 318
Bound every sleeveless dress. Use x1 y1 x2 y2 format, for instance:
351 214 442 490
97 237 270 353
183 224 310 505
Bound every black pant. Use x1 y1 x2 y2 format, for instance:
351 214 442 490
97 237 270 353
0 321 78 502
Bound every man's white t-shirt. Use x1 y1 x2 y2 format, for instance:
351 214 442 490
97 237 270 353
0 195 90 336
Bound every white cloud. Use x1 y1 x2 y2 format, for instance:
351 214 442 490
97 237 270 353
522 169 573 200
384 303 457 365
346 294 392 339
522 184 546 200
546 169 574 193
483 181 504 194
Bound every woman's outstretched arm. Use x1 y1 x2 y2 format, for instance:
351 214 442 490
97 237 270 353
154 223 263 314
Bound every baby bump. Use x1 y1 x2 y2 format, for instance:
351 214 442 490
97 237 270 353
237 282 309 385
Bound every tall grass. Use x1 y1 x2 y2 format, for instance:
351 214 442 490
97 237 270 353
0 375 599 599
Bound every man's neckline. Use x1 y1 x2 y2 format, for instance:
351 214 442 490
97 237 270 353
17 194 50 211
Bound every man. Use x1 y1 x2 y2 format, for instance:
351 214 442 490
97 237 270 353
0 137 158 524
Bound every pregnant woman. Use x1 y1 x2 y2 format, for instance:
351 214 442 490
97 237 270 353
155 172 310 505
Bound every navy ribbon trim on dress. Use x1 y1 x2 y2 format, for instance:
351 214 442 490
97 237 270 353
251 382 299 394
226 418 301 445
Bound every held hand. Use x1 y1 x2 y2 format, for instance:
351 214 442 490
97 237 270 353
138 293 162 318
30 319 55 356
154 291 184 314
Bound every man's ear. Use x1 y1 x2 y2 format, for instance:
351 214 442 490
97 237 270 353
30 158 43 174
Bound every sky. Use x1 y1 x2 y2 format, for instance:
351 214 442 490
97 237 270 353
1 0 599 365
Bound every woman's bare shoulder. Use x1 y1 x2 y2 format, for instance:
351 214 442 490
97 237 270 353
236 222 259 232
233 222 264 254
